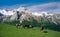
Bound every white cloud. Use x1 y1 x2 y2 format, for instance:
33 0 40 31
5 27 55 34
0 2 60 14
27 2 60 14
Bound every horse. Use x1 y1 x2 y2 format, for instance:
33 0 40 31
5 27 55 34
16 23 21 28
40 26 44 31
23 25 33 28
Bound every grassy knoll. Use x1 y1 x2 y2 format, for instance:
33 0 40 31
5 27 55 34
0 23 60 37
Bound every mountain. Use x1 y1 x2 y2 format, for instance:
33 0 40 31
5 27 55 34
0 9 14 16
0 7 60 25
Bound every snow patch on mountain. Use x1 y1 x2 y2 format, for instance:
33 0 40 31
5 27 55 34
0 9 14 16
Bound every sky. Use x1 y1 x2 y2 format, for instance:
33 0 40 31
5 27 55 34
0 0 60 7
0 0 60 14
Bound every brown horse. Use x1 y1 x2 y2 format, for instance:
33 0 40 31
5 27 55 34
23 25 33 28
29 25 33 28
40 26 44 31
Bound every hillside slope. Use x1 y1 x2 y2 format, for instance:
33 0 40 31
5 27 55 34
0 23 60 37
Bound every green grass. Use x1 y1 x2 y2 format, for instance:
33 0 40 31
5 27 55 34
0 23 60 37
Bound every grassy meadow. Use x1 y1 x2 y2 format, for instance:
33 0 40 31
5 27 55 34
0 23 60 37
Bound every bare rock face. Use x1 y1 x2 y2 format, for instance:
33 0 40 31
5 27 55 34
52 14 60 25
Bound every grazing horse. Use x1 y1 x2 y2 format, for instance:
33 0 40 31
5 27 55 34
23 25 29 28
40 26 44 31
29 25 33 28
23 25 33 28
16 23 21 28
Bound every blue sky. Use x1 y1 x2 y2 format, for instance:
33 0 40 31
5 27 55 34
0 0 60 14
0 0 60 7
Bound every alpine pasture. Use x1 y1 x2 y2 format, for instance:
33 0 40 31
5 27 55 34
0 23 60 37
